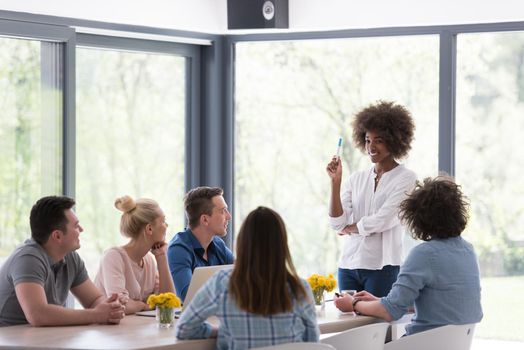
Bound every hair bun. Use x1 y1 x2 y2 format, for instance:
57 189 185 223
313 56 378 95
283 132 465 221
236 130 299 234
115 195 136 213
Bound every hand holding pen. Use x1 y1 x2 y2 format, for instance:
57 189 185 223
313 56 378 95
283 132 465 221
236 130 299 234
336 137 343 159
326 137 343 183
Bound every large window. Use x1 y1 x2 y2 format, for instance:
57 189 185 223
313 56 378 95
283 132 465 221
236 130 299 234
2 15 523 349
76 46 186 276
457 32 524 347
0 37 62 263
235 36 439 277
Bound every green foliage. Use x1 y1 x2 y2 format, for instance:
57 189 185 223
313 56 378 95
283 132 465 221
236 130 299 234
75 49 186 274
457 32 524 277
476 276 524 341
502 245 524 276
0 38 55 254
235 37 439 276
1 43 186 278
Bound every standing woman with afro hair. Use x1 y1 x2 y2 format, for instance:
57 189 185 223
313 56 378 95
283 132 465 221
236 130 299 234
326 101 417 297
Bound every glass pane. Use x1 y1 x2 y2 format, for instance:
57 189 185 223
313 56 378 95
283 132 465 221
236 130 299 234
76 48 186 275
0 37 62 263
457 32 524 349
235 36 439 277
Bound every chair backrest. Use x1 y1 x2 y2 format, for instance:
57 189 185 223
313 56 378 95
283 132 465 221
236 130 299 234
255 343 336 350
384 324 476 350
321 323 389 350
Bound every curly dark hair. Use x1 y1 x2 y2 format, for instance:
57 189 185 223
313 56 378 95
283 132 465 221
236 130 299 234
351 101 415 159
399 176 469 241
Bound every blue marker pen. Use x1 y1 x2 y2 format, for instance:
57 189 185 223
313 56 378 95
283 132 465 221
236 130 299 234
336 137 343 159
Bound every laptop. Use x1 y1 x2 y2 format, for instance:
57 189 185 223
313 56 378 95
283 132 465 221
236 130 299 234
182 264 234 310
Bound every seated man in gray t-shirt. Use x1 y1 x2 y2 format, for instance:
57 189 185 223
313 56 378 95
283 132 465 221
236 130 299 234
0 196 125 327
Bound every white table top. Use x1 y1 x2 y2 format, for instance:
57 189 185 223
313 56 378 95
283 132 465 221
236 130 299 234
0 315 214 350
317 300 379 334
0 302 378 350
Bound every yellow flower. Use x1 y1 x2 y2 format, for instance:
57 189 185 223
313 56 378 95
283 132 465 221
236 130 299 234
307 273 337 294
147 292 181 309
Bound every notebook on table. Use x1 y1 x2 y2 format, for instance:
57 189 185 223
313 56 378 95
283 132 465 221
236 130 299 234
182 264 234 311
136 310 156 317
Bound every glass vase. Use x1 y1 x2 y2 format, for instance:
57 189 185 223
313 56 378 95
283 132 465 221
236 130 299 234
313 289 325 317
156 306 174 328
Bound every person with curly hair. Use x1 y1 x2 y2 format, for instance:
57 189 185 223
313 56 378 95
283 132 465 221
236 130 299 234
326 101 417 296
333 176 483 336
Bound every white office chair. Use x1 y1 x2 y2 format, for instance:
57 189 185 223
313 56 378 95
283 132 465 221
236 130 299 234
255 343 336 350
384 324 476 350
321 323 389 350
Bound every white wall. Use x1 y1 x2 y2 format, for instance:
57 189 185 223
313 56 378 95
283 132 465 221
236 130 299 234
289 0 524 31
0 0 227 33
1 0 524 33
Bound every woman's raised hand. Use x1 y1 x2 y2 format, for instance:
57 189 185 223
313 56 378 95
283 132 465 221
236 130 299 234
326 156 343 183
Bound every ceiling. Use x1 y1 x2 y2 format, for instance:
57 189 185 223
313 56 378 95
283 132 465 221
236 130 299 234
1 0 524 34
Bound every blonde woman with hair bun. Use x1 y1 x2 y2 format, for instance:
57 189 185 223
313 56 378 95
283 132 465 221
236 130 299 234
95 195 175 314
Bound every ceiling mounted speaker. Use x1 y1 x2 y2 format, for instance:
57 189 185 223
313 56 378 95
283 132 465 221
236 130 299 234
227 0 289 29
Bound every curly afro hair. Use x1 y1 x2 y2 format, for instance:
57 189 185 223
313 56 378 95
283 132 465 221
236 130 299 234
351 101 415 159
399 176 469 241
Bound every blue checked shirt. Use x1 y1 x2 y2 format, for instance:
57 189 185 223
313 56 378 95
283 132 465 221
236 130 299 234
176 270 320 349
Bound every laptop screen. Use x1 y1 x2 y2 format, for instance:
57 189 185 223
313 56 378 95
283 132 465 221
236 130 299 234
182 264 234 310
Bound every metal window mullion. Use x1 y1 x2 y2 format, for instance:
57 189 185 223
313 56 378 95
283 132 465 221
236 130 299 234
438 31 457 176
63 34 76 198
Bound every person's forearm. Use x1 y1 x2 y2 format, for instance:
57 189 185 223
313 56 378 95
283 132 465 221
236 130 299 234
329 180 343 217
26 304 101 327
124 299 148 314
156 255 175 293
177 321 214 340
209 325 218 338
89 294 106 308
356 301 393 322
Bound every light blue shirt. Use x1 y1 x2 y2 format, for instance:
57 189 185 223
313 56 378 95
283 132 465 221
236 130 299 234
176 270 320 349
381 236 483 335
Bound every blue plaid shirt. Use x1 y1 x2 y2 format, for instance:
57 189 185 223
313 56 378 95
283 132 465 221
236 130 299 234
176 270 320 349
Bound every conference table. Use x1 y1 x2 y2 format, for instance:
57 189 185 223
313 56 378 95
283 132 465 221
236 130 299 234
0 302 380 350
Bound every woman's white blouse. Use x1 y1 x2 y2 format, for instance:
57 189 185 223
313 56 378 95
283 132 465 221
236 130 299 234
329 165 417 270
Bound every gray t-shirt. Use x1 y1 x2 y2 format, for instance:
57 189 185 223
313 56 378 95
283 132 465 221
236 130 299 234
0 239 88 326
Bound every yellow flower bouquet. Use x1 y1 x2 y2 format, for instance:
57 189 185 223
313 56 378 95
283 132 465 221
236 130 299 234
307 273 337 305
146 292 182 327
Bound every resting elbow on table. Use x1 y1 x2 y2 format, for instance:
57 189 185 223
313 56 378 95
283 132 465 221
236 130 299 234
16 281 125 326
123 299 149 315
176 321 217 340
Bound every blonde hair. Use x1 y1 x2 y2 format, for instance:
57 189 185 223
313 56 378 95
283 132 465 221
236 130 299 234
114 195 160 239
